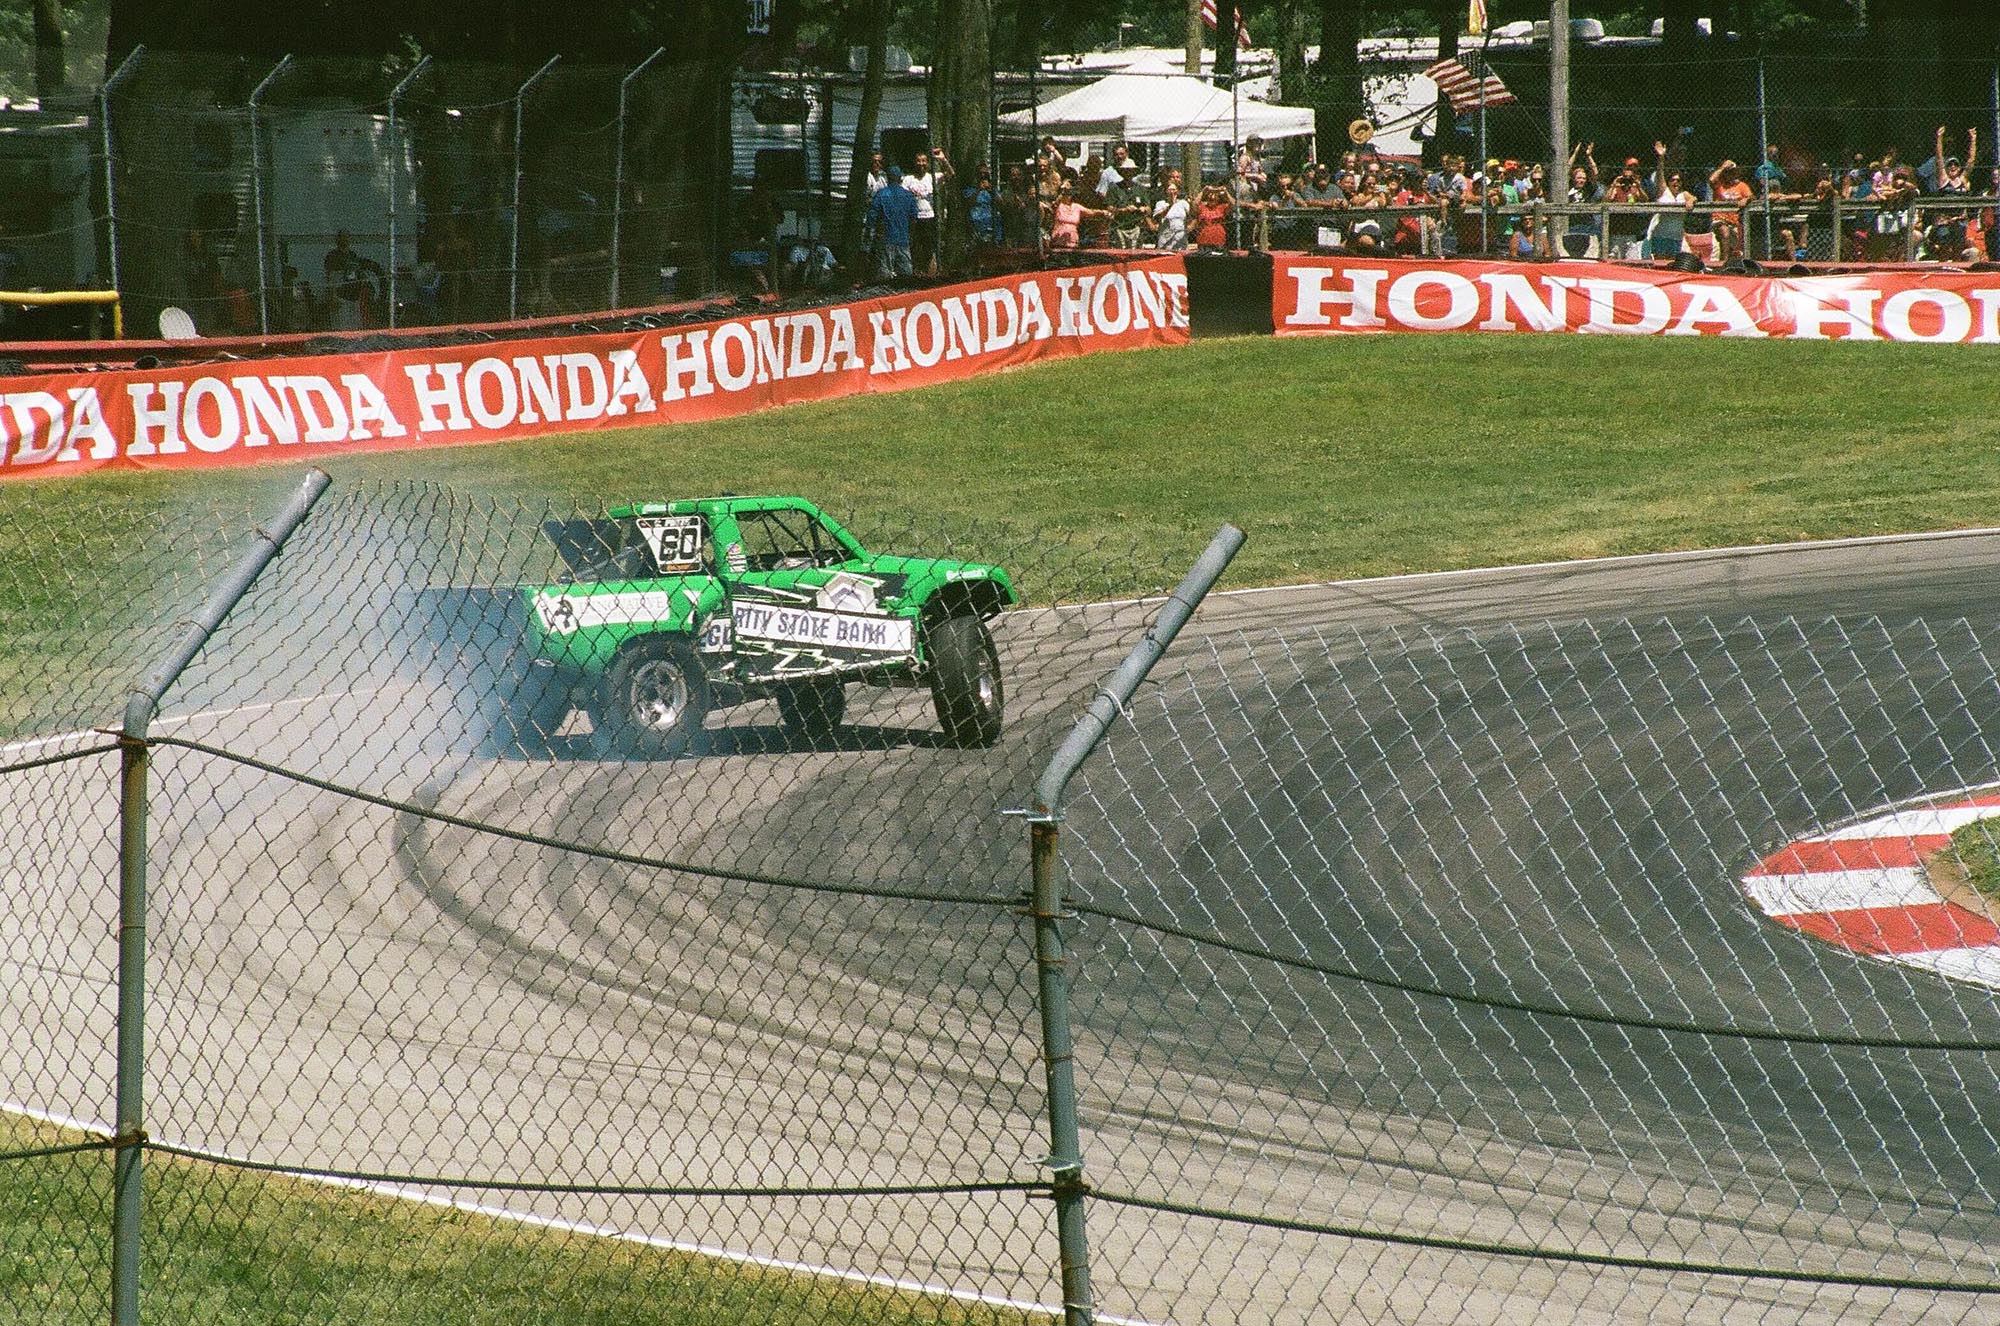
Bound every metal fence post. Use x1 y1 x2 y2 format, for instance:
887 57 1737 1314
247 55 295 337
386 56 432 330
110 469 332 1326
611 47 667 311
509 56 561 320
1755 52 1772 261
1026 524 1245 1326
99 45 144 317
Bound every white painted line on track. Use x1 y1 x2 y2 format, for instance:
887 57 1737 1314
1014 522 2000 620
1744 868 1939 917
0 684 397 760
0 1099 1162 1326
1745 793 2000 993
1826 806 2000 841
1895 947 2000 990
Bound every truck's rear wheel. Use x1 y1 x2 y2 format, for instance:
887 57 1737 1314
601 638 708 757
776 677 847 745
928 615 1003 748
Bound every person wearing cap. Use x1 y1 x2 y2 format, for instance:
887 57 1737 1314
864 165 917 278
1104 159 1154 249
1606 154 1651 260
1708 159 1753 263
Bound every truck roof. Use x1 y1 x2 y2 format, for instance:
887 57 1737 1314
607 495 824 520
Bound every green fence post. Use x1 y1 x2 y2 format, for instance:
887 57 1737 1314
1024 524 1244 1326
111 468 332 1326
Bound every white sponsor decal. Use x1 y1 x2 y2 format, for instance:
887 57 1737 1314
534 589 688 636
734 601 913 654
637 514 705 571
816 571 879 613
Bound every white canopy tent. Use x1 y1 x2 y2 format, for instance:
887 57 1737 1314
997 65 1315 145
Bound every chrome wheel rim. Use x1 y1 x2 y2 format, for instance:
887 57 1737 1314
629 658 689 731
975 651 998 710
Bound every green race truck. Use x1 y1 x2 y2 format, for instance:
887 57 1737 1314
486 496 1016 755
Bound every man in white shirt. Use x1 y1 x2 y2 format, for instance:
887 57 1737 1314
907 150 939 273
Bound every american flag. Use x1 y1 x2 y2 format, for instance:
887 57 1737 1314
1199 0 1254 50
1423 58 1515 112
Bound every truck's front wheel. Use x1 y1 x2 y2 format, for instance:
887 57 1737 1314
601 638 708 757
928 615 1003 748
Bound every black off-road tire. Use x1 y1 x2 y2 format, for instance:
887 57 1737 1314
776 676 847 745
927 614 1004 748
600 638 709 757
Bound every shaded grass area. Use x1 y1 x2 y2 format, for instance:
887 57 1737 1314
0 1118 1039 1326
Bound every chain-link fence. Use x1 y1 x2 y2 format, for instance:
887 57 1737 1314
8 477 2000 1324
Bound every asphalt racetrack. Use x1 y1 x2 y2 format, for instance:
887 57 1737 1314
11 526 2000 1325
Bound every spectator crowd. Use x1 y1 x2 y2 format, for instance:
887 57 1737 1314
855 125 2000 277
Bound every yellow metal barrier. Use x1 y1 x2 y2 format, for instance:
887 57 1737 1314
0 289 125 339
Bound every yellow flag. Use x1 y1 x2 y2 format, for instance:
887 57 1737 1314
1468 0 1487 35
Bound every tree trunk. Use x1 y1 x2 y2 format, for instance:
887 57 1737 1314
33 0 65 97
1313 0 1363 154
1427 0 1460 166
841 0 893 267
928 0 991 271
1275 0 1309 105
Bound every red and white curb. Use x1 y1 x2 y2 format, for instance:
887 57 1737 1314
1743 793 2000 991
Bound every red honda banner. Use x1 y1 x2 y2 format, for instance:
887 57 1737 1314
0 257 1187 480
1274 254 2000 344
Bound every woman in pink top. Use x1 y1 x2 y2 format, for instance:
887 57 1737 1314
1049 186 1107 248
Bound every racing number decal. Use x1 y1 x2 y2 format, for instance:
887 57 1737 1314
638 515 705 572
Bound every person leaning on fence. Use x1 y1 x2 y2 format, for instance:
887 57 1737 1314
1266 172 1306 249
1049 185 1108 249
1104 161 1154 249
1708 160 1753 263
866 165 918 278
1299 164 1344 209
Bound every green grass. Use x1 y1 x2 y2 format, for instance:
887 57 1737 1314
1943 818 2000 908
0 1117 1038 1326
9 329 2000 1317
12 333 2000 595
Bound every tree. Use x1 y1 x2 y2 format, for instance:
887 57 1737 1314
841 0 894 264
1426 0 1459 165
927 0 992 266
33 0 63 96
1312 0 1364 150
